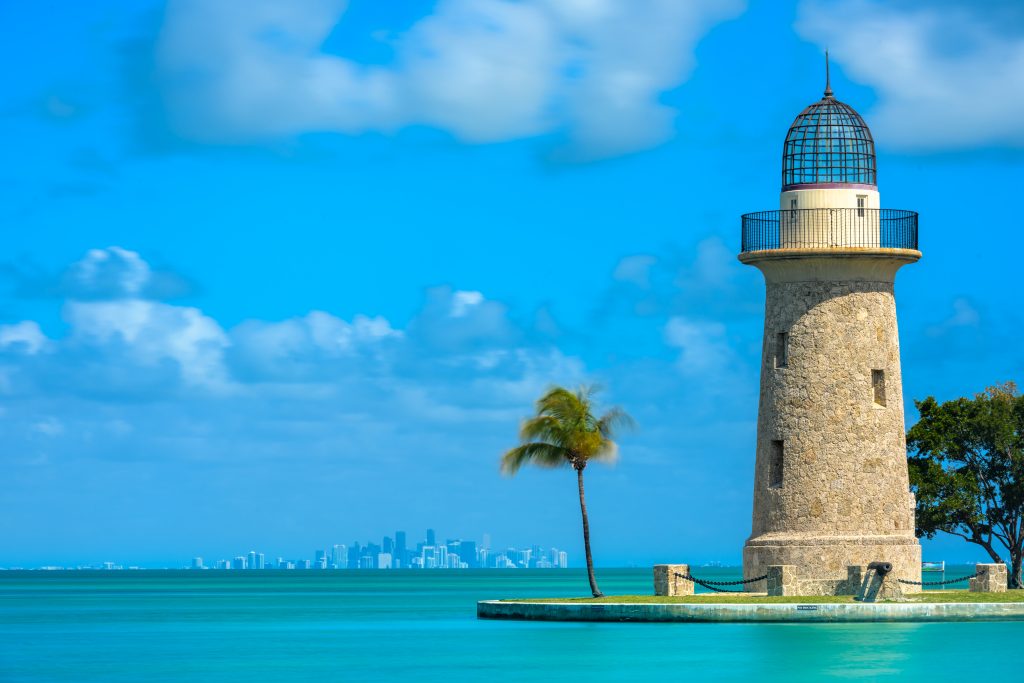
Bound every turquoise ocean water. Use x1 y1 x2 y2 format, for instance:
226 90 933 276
1 567 1020 681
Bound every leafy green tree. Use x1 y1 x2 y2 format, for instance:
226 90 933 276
501 386 632 598
907 382 1024 588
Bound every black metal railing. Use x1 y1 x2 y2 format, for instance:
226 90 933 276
740 208 918 252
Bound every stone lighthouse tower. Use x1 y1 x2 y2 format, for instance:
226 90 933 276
740 61 922 594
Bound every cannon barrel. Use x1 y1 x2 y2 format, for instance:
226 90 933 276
868 561 893 576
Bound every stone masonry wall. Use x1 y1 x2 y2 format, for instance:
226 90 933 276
741 254 922 592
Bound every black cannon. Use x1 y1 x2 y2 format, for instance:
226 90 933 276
868 561 893 576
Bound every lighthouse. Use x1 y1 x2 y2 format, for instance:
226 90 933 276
739 59 922 594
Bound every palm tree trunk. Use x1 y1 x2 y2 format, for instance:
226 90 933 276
576 466 602 598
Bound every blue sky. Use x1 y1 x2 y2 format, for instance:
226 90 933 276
1 0 1022 567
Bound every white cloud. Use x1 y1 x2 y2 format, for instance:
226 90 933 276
156 0 745 157
613 255 657 287
409 286 518 350
401 0 559 143
797 0 1024 149
664 316 733 375
64 300 230 389
64 247 152 299
0 321 49 355
5 251 584 418
228 311 400 381
31 417 65 437
925 297 981 337
450 291 485 318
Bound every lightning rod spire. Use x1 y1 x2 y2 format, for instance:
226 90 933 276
824 50 833 97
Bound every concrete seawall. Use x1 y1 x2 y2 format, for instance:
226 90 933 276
478 600 1024 623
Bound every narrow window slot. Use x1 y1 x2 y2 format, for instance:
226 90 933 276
775 332 788 368
857 194 866 217
769 440 784 488
872 369 886 407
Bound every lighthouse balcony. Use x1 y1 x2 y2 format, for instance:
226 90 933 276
740 208 918 253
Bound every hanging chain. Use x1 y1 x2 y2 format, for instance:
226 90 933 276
897 569 985 587
676 572 768 593
679 569 986 592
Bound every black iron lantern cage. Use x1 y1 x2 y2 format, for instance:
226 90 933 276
782 97 877 190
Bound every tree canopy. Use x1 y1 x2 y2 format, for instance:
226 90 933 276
907 382 1024 588
501 386 632 474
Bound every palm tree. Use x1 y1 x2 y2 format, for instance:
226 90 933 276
501 386 632 598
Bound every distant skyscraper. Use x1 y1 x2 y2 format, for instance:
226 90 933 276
332 544 348 569
248 551 257 570
482 533 491 551
191 557 203 570
216 559 229 570
298 559 311 569
426 529 436 546
232 556 247 570
378 552 393 569
446 540 461 562
395 531 407 567
460 541 477 568
382 536 394 555
315 550 328 569
348 543 361 569
255 553 265 569
437 544 448 568
558 551 568 569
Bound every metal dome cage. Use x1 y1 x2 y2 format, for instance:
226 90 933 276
782 95 876 190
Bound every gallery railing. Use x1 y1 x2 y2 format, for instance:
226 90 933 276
740 208 918 252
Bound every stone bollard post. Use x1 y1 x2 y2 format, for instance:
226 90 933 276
766 565 798 596
653 564 694 597
969 563 1008 593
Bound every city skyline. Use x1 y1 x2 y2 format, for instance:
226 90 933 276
1 528 574 570
191 528 570 570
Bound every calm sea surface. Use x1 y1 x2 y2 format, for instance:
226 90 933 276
1 567 1020 681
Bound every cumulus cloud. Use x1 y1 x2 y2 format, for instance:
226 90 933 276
0 321 49 355
612 255 657 287
664 316 734 375
925 297 980 338
1 249 588 413
63 247 151 299
3 247 194 301
154 0 745 157
228 311 399 382
65 299 231 390
407 285 519 351
797 0 1024 150
601 236 761 322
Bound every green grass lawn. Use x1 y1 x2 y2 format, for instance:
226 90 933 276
505 589 1024 605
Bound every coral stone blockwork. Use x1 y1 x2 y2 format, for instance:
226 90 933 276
739 251 922 594
970 564 1008 593
653 564 693 596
